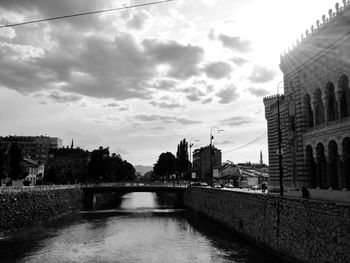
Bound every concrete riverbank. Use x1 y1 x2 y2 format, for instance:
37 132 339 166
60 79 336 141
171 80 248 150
184 187 350 263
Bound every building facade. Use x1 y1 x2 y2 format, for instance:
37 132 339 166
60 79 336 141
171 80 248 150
23 158 45 185
192 145 222 182
0 136 63 165
264 2 350 191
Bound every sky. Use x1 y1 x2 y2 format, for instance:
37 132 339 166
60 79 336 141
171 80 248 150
0 0 338 166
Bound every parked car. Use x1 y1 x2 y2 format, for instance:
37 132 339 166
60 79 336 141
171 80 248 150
213 183 222 189
223 183 234 188
251 185 261 190
189 182 208 187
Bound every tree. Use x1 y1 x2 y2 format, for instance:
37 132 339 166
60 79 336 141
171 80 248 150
88 146 110 182
175 138 191 177
153 152 176 180
87 147 136 183
7 143 27 180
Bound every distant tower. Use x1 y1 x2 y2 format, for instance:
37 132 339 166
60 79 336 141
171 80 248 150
260 150 263 165
71 139 74 149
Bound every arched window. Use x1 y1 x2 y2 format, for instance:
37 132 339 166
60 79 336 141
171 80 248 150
326 82 338 122
303 94 313 128
338 75 349 118
328 140 339 189
314 89 325 126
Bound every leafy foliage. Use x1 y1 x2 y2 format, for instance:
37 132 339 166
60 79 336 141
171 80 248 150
153 152 176 179
4 143 27 180
175 138 191 174
88 147 136 183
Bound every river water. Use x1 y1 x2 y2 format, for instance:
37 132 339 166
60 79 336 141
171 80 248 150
0 192 282 263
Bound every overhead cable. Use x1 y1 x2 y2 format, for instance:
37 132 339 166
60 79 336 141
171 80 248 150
0 0 174 29
223 133 267 153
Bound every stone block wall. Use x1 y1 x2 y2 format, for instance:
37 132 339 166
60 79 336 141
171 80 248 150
0 187 83 236
184 188 350 263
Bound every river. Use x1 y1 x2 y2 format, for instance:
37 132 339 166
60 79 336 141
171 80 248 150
0 192 282 262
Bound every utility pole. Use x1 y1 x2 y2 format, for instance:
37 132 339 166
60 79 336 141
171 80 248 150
209 127 223 187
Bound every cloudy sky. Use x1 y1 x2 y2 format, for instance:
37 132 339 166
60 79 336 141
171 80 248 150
0 0 337 165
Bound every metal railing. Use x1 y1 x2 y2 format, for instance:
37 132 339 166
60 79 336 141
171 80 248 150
0 182 190 192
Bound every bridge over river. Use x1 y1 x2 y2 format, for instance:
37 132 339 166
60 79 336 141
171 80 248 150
80 181 189 194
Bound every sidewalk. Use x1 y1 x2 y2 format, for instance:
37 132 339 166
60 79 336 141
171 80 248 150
269 188 350 204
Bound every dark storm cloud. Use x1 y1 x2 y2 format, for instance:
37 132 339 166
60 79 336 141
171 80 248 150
248 87 269 97
218 34 252 53
216 85 239 104
134 114 201 125
220 116 252 126
203 61 232 79
143 39 204 79
149 101 182 109
248 66 276 83
48 92 81 103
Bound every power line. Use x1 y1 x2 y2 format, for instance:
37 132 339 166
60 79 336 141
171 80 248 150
0 0 174 29
223 133 267 153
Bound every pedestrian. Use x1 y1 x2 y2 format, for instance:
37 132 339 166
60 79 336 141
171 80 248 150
301 186 311 199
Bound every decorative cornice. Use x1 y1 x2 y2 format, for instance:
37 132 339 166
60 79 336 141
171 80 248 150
263 94 283 101
280 1 350 61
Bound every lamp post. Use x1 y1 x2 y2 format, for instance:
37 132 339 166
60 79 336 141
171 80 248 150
277 81 284 196
210 127 224 187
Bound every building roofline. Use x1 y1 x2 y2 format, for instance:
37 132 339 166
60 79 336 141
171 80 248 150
280 1 350 61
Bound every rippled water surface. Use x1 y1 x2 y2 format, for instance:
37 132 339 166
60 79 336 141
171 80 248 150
0 192 282 263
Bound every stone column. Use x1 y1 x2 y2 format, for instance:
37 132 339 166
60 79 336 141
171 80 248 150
339 154 346 189
311 100 317 129
322 94 328 126
313 151 321 188
336 91 342 122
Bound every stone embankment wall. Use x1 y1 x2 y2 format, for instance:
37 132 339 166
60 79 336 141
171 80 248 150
0 186 83 236
184 188 350 263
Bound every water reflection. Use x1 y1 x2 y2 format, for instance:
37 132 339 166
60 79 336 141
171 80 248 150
0 192 282 263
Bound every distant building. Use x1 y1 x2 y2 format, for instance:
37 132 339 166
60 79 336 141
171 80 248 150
218 162 269 188
0 136 63 165
264 2 350 191
192 145 222 182
23 157 45 185
47 147 90 183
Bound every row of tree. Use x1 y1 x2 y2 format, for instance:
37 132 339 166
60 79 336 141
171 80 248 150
45 146 136 184
86 147 136 183
0 144 136 185
153 138 191 180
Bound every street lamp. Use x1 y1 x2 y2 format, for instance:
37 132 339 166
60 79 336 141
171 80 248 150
210 127 224 187
277 81 284 196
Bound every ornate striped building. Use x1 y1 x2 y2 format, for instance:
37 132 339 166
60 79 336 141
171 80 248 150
264 1 350 191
